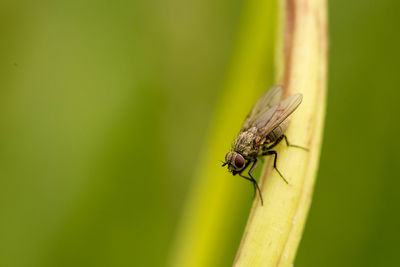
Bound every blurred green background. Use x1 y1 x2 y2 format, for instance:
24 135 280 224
0 0 399 266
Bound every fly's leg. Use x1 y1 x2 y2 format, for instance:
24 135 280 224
248 160 263 205
282 135 309 151
239 159 263 205
265 135 284 150
237 161 254 190
261 135 306 184
265 135 308 151
262 150 289 184
238 173 256 195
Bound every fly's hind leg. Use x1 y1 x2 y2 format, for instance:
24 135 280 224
262 150 289 184
282 135 309 151
265 134 308 151
265 135 284 150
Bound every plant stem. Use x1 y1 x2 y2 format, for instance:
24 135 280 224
234 0 328 266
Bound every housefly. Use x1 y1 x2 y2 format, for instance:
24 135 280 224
222 85 306 205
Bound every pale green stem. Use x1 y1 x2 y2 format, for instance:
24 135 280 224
234 0 328 266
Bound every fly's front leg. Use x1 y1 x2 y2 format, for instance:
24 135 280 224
248 160 264 205
238 173 258 201
237 160 253 185
239 159 263 205
262 150 289 184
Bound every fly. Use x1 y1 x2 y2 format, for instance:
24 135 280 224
222 85 307 205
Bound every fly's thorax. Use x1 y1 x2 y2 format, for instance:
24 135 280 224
225 151 245 172
233 127 258 156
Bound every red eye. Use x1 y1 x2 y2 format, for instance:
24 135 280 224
234 155 245 168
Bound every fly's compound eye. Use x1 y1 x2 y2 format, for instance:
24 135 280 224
234 154 245 169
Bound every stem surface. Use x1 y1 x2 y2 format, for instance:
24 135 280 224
234 0 328 266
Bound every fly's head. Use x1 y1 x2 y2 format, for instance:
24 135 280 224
222 151 246 174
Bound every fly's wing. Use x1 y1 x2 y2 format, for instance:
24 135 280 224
256 93 303 137
241 85 282 132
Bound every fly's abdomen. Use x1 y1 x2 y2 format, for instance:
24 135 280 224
266 119 289 143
